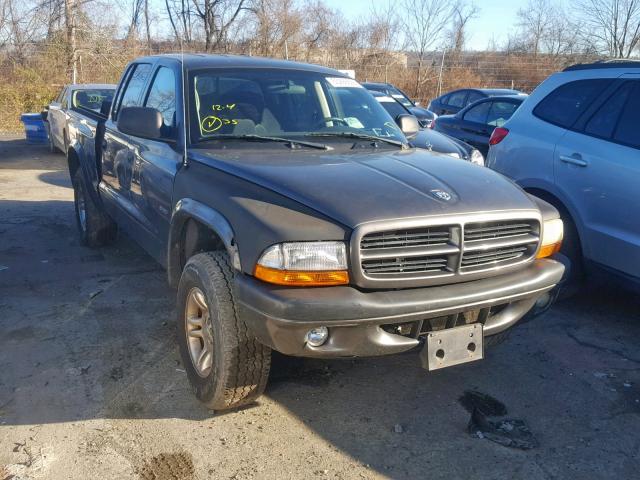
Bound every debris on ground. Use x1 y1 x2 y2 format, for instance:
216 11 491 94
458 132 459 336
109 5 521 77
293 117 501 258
459 390 508 416
467 408 538 450
88 289 103 300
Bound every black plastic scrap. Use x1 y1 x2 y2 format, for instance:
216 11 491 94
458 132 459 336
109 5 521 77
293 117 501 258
460 390 538 450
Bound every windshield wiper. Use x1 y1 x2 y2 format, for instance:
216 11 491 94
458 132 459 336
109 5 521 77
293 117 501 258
201 134 331 150
307 132 406 148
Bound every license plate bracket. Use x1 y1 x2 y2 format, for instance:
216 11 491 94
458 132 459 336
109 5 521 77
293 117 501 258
420 323 483 371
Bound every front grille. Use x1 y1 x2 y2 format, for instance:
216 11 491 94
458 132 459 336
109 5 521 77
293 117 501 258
357 217 540 285
362 255 449 275
464 221 534 241
360 227 450 250
461 245 529 267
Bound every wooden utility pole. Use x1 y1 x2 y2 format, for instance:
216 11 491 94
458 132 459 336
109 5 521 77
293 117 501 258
64 0 77 83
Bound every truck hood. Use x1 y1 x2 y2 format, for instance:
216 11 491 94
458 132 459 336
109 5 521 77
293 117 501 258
191 147 536 228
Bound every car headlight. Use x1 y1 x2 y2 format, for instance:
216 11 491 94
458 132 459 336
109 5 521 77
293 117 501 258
470 149 485 166
254 241 349 286
537 218 563 258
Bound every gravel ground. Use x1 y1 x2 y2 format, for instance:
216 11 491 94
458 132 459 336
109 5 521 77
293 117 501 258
1 135 639 480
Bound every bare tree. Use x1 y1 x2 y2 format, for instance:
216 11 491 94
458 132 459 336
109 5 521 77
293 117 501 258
191 0 247 51
448 1 479 55
573 0 640 58
400 0 454 94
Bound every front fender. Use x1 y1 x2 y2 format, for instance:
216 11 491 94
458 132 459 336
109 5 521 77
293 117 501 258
167 198 239 287
67 140 103 208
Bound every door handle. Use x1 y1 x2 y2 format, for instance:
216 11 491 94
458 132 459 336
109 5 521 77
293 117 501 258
559 154 588 167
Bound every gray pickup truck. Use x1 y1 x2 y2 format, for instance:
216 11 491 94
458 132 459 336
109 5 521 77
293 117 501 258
66 54 565 411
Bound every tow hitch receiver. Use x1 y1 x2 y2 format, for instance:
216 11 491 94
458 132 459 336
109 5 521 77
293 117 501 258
420 323 484 371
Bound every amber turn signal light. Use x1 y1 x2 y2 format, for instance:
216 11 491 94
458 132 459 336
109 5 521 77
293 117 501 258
536 241 562 259
254 265 349 287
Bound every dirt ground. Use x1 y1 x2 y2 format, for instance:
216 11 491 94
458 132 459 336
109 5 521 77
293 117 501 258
1 135 639 480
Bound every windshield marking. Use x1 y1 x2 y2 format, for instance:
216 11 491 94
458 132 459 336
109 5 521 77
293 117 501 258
326 77 363 89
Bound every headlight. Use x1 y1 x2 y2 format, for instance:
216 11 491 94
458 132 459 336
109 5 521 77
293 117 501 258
255 242 349 286
470 149 485 166
537 218 563 258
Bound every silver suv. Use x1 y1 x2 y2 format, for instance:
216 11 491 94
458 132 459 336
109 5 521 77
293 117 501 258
488 61 640 287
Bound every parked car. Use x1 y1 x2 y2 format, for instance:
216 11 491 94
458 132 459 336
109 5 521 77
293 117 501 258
371 91 484 165
46 84 116 153
362 81 437 127
67 54 564 410
488 61 640 289
429 88 524 116
433 95 527 156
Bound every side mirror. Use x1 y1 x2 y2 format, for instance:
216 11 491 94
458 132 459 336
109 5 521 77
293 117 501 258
396 114 420 139
118 107 163 139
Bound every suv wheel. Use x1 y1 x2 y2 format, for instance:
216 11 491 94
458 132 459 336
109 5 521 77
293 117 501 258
177 252 271 411
72 170 117 246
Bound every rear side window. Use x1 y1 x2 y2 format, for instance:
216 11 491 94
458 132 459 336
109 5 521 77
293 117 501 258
584 82 633 139
145 66 177 133
447 91 467 108
487 101 519 127
613 82 640 149
533 79 610 128
466 91 484 105
463 101 490 123
114 63 152 118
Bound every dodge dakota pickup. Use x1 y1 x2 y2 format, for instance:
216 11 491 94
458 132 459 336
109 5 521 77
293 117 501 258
66 54 565 410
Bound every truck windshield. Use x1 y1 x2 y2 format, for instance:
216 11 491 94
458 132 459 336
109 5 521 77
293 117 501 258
72 89 114 113
189 69 405 146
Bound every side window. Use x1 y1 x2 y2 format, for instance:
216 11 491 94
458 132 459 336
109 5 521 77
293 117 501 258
466 91 484 106
447 91 467 108
114 63 152 119
144 67 177 136
463 101 491 123
487 101 519 127
584 82 633 139
613 82 640 149
533 79 611 128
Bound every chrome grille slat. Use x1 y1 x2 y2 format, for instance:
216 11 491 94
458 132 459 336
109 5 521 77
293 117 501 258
360 227 451 250
362 256 449 274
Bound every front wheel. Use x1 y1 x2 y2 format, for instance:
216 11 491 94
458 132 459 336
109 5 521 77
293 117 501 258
177 252 271 411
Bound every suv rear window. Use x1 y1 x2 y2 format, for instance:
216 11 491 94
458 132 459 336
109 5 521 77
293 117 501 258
613 82 640 149
533 79 611 128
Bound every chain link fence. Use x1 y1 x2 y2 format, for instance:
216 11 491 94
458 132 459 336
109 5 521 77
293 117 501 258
0 44 588 133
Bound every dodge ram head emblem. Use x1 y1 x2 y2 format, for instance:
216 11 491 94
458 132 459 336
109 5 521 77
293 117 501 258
430 189 452 201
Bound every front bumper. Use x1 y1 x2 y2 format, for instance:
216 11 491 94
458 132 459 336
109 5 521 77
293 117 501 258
236 258 564 358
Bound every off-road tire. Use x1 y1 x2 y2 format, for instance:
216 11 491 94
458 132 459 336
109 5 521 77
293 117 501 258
177 252 271 411
72 170 117 247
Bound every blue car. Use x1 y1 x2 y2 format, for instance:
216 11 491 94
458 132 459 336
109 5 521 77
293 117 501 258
487 60 640 289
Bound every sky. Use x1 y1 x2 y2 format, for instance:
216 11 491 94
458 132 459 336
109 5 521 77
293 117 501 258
322 0 532 51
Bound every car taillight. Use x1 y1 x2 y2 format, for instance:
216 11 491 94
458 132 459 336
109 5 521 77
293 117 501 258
489 127 509 145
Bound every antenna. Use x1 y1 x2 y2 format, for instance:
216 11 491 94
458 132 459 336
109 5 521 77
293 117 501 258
180 39 188 165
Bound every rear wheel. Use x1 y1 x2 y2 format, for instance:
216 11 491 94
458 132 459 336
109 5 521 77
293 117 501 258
177 252 271 411
72 170 117 247
557 212 584 298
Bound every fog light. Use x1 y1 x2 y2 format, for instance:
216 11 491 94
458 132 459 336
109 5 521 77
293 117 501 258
306 327 329 347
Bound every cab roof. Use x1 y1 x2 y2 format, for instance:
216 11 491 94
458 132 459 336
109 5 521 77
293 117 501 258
133 53 345 76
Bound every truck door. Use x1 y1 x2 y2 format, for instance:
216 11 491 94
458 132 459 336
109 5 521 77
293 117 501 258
48 87 67 150
100 63 153 225
554 78 640 277
129 64 182 257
